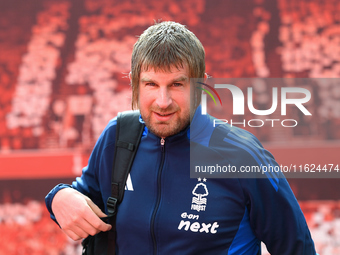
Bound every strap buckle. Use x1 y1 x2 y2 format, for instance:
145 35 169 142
107 197 118 216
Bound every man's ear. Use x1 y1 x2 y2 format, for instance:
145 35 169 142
204 73 208 82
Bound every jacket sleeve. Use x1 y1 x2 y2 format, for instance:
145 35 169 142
45 117 117 224
238 141 317 255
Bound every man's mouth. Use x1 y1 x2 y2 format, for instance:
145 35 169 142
154 112 175 121
158 113 172 116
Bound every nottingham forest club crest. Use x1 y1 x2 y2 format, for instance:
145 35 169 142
191 178 208 212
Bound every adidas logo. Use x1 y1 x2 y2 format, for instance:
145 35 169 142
125 173 134 191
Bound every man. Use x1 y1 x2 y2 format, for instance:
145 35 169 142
46 21 317 254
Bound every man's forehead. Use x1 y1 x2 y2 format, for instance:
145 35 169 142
141 62 187 72
140 74 189 82
139 65 190 81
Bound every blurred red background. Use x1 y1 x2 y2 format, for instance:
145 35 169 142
0 0 339 254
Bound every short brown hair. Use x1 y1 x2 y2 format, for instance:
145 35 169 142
131 21 205 109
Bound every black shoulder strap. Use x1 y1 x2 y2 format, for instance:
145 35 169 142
106 110 144 255
107 110 144 216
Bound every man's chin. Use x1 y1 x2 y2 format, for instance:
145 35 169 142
148 123 173 138
143 114 190 138
145 122 179 138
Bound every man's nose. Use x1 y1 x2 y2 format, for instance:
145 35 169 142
155 87 172 109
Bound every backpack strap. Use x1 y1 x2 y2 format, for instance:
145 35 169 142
106 110 144 254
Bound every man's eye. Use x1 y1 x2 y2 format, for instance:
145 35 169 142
146 83 156 86
173 83 183 87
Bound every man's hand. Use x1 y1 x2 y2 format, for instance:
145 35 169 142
51 188 112 241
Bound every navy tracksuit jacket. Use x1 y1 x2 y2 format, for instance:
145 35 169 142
46 106 317 254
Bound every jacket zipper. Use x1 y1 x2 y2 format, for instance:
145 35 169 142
150 137 166 254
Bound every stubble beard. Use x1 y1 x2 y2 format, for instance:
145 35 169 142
141 106 190 138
